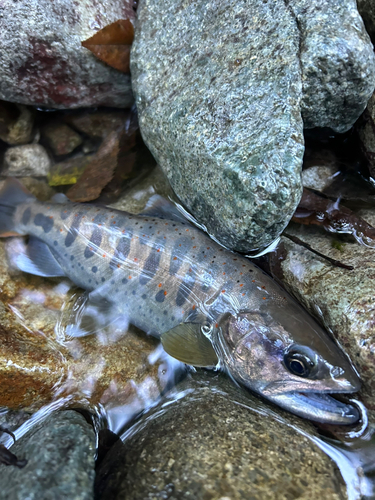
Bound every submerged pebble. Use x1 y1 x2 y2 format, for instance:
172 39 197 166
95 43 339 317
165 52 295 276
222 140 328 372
0 410 95 500
95 372 347 500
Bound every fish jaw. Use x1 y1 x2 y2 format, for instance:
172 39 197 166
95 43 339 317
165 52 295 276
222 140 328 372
265 391 360 425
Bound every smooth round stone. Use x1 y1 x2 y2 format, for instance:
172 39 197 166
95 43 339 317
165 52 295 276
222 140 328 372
95 373 347 500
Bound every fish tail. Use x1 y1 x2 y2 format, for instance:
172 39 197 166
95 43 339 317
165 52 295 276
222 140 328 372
0 178 35 236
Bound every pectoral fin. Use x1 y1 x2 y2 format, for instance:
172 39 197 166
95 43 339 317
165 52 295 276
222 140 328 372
161 323 218 367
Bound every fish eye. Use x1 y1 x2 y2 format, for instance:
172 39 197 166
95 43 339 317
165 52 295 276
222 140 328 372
284 348 317 378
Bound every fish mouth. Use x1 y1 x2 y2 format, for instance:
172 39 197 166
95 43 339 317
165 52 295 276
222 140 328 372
266 391 360 425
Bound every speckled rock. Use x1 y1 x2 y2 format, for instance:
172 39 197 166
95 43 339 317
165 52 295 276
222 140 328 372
2 144 51 177
290 0 375 133
0 180 180 412
0 101 34 145
95 372 347 500
131 0 304 252
0 0 134 109
0 411 95 500
268 209 375 417
42 123 83 156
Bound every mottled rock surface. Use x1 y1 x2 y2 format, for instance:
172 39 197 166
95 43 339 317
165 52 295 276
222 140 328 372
2 144 51 177
96 372 347 500
42 123 83 156
268 210 375 417
0 101 34 145
131 0 304 252
0 411 95 500
0 0 134 109
290 0 375 133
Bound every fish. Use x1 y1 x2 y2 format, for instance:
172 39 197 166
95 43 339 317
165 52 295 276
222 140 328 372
0 178 361 424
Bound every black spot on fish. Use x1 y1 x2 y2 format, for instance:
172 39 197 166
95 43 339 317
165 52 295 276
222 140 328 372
34 213 54 233
92 266 98 273
139 241 162 285
132 290 136 296
84 213 106 258
70 255 74 261
142 294 147 299
163 310 167 315
121 278 127 284
21 207 31 225
65 212 84 247
110 231 132 270
176 269 196 307
101 278 105 282
155 290 165 303
169 237 191 276
54 241 58 246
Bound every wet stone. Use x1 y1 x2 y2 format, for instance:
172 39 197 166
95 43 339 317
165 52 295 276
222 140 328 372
0 101 34 146
0 410 95 500
131 0 304 253
357 0 375 43
2 144 51 177
291 0 375 133
64 110 131 141
268 208 375 421
41 122 83 156
95 372 347 500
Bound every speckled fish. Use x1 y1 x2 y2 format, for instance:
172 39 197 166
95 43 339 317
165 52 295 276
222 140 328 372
0 179 361 424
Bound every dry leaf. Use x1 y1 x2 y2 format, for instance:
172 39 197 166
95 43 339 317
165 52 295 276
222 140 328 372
82 20 134 73
66 130 121 202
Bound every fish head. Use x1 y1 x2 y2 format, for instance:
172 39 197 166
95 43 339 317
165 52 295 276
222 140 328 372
216 301 361 424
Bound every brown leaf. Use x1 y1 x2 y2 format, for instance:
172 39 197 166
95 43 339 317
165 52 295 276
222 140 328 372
82 19 134 46
82 19 134 73
292 188 375 243
82 45 131 73
66 130 121 202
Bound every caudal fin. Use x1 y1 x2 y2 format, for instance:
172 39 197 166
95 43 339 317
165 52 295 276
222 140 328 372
0 178 35 236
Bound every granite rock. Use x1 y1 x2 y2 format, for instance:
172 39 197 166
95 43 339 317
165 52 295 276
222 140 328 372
2 144 51 177
0 411 95 500
290 0 375 133
95 372 347 500
131 0 304 252
0 0 135 109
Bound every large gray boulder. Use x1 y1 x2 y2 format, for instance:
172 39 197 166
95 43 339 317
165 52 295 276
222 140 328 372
131 0 305 252
0 0 135 109
291 0 375 133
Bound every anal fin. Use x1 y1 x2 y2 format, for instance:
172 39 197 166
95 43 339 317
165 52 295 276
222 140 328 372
161 323 218 367
14 236 65 277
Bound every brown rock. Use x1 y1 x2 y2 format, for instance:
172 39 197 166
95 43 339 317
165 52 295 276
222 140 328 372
0 101 34 146
41 123 82 156
48 154 94 187
64 110 131 140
